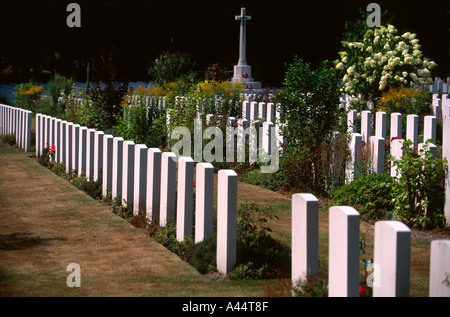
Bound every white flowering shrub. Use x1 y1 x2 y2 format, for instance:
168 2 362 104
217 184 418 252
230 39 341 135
335 24 437 105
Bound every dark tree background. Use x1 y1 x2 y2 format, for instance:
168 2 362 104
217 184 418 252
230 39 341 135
0 0 448 87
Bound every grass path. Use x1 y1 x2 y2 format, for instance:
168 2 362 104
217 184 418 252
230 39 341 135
0 142 270 296
0 141 434 297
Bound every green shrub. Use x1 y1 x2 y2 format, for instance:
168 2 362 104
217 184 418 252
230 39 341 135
184 235 217 274
274 57 346 195
38 143 55 167
114 95 167 148
154 222 193 259
2 134 16 146
204 63 232 82
69 173 103 200
240 168 282 191
13 82 44 113
391 140 447 229
46 73 74 110
332 173 397 221
233 202 291 279
80 51 129 132
153 203 290 280
149 51 198 85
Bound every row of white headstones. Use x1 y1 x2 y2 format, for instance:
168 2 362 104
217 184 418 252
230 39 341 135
345 93 450 179
1 101 449 296
0 104 32 151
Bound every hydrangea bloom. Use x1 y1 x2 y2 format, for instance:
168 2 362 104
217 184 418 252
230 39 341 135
335 24 437 105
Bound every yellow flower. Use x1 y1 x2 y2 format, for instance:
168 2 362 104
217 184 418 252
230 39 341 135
18 85 44 96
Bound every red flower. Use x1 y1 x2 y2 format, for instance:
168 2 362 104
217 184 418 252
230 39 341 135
359 286 367 294
46 142 50 146
193 182 196 188
384 142 389 150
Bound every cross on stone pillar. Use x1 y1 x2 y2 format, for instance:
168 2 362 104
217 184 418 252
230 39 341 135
231 7 261 90
235 7 251 66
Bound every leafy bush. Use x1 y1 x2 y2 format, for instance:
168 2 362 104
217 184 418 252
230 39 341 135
239 168 282 191
274 57 346 195
69 173 103 200
233 202 290 279
334 139 447 229
38 142 55 167
153 202 290 280
114 94 167 148
13 82 44 113
47 73 74 109
204 63 232 82
340 7 395 43
149 51 198 85
184 235 217 274
378 87 432 139
391 140 447 229
332 173 397 221
154 222 193 259
2 134 16 146
335 24 437 105
80 50 128 132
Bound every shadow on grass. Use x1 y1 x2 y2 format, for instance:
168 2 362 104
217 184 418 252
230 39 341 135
0 232 67 251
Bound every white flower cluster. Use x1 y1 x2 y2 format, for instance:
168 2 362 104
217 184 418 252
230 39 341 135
336 24 437 97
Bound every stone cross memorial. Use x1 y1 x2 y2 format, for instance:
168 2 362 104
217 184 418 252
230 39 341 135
231 7 261 90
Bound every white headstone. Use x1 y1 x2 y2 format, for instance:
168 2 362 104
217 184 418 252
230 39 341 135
423 115 436 143
258 102 266 120
406 114 419 149
361 110 372 144
373 221 411 297
347 110 357 133
262 121 274 155
72 124 80 172
375 111 386 140
65 122 73 173
429 240 450 297
443 116 450 225
122 141 135 206
242 100 250 120
93 131 104 182
133 144 148 216
78 126 87 176
111 137 124 200
102 134 114 197
146 148 162 221
369 136 385 174
54 119 61 161
85 128 96 180
216 169 238 274
328 206 360 297
59 121 67 164
291 193 319 285
176 156 195 241
390 112 402 140
195 162 214 243
160 152 177 226
266 102 275 123
345 133 362 183
390 138 404 179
